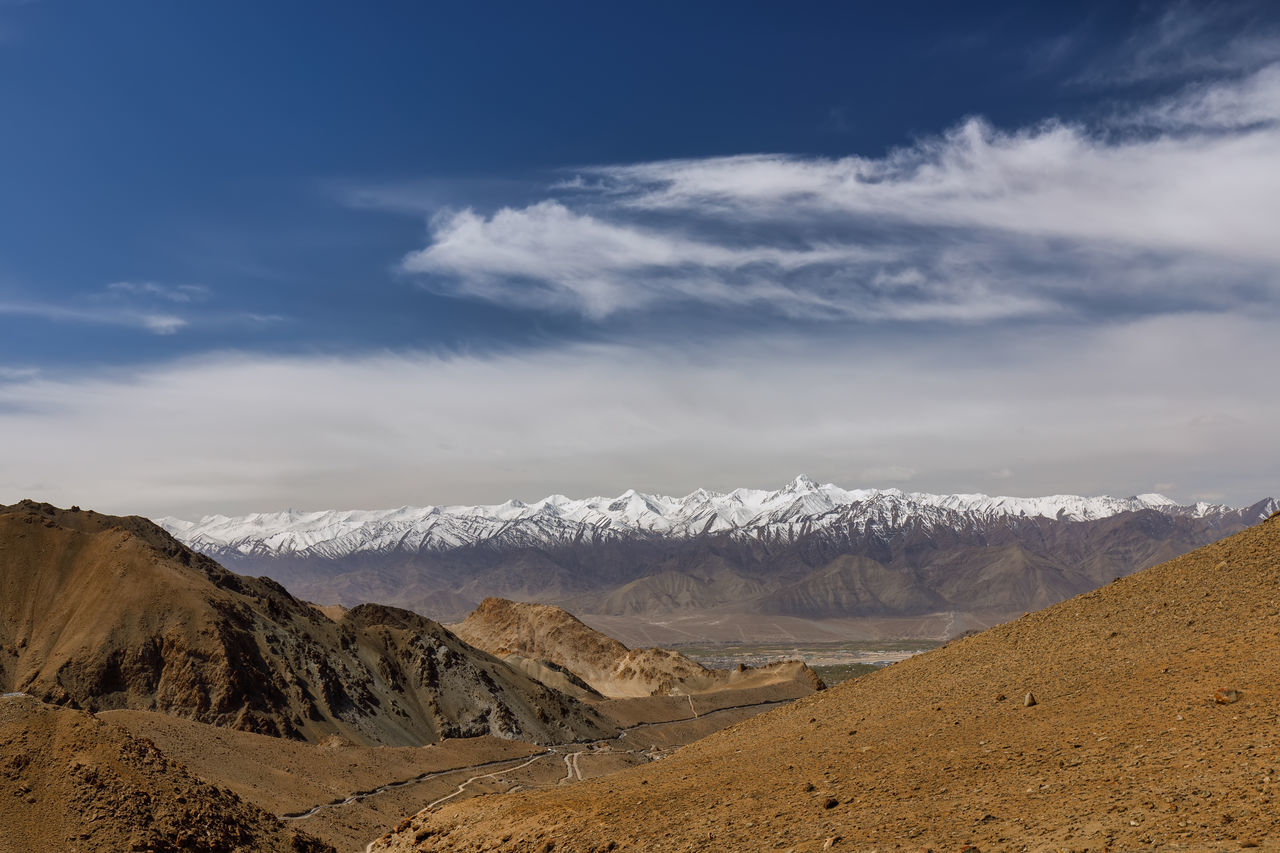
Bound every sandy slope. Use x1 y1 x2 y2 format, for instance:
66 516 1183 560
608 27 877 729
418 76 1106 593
374 514 1280 852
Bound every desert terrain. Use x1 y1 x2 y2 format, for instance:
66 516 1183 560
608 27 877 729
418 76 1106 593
372 512 1280 852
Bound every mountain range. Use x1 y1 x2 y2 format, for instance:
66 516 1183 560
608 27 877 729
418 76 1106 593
158 479 1278 638
158 476 1251 557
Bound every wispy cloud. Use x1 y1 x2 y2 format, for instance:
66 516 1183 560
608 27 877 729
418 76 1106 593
0 300 188 336
397 28 1280 324
1087 2 1280 85
105 281 209 303
0 281 286 337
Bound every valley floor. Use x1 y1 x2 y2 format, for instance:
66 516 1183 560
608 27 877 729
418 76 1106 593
102 681 811 852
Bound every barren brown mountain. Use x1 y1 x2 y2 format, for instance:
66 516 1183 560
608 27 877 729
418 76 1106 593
373 514 1280 852
452 597 823 698
0 501 612 746
0 695 333 853
0 501 832 852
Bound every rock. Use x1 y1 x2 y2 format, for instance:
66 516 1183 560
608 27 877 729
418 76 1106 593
1023 692 1037 707
824 797 839 809
993 693 1006 702
1213 688 1242 704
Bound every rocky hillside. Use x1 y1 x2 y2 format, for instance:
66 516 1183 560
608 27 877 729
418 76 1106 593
159 481 1278 632
0 501 613 747
0 694 333 852
373 513 1280 851
451 597 823 698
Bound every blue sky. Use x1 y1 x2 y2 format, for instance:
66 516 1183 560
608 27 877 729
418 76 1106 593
2 1 1279 516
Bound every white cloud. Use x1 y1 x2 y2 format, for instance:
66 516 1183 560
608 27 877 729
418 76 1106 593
1 313 1276 517
1127 63 1280 130
396 57 1280 324
402 201 900 319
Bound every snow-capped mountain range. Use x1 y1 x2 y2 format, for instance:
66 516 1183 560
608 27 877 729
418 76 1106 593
157 476 1267 561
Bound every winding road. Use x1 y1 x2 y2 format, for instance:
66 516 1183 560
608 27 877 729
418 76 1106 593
288 692 801 853
561 750 583 782
280 752 552 821
423 751 551 810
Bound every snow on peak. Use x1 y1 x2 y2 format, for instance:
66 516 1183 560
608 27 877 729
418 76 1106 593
156 479 1258 560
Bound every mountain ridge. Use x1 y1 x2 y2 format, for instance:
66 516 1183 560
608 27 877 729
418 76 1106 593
154 481 1277 633
158 477 1270 560
0 500 614 747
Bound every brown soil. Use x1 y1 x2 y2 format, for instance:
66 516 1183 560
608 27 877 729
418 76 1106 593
0 696 331 853
453 597 823 698
373 516 1280 852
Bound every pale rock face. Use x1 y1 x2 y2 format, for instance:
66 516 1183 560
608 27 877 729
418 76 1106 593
155 476 1270 560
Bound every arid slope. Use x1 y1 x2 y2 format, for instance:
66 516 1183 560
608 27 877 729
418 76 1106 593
0 501 612 746
452 597 823 698
376 515 1280 852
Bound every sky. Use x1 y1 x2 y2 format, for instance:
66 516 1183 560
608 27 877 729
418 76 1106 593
1 1 1279 517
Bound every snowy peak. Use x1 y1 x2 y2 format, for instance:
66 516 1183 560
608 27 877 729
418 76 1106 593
157 479 1267 561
